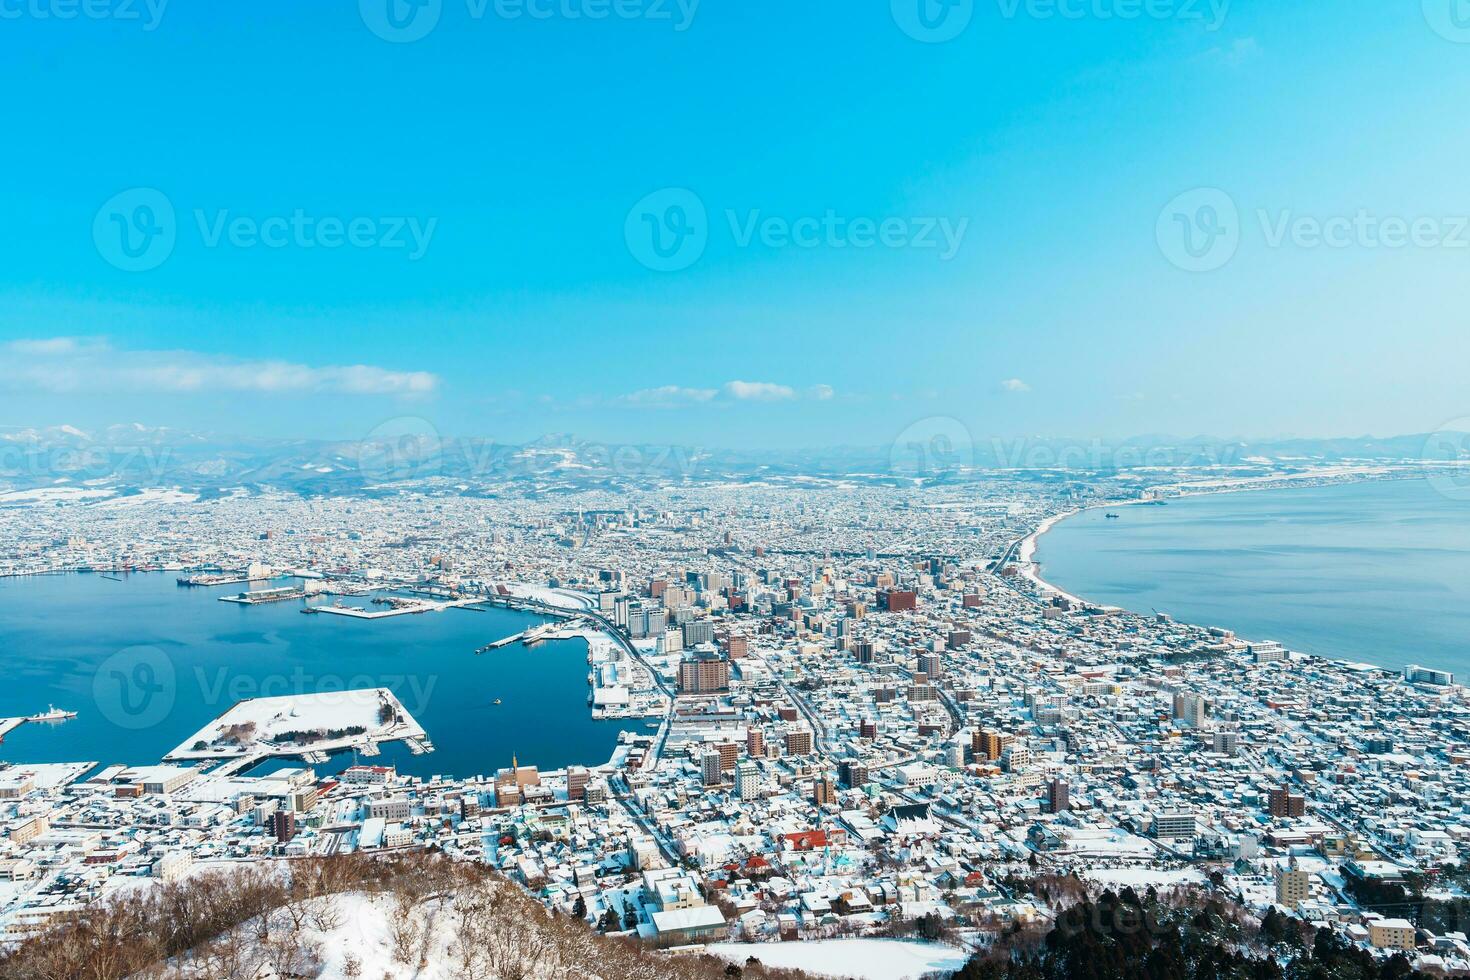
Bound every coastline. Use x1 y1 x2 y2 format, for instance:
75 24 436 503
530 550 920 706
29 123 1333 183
1014 469 1415 613
1015 508 1092 607
1014 472 1467 677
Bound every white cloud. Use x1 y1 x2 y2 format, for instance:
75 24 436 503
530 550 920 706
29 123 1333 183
1 337 438 397
5 336 104 356
617 385 720 408
1000 378 1031 393
722 380 796 402
617 380 828 409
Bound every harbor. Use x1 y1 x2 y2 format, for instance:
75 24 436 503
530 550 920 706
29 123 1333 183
0 705 77 742
0 571 628 779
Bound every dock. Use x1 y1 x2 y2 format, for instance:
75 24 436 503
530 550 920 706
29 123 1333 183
219 586 305 605
0 707 77 742
304 596 485 619
477 621 560 653
476 617 589 654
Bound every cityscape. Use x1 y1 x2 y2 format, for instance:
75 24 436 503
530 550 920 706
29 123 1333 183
0 443 1467 977
6 0 1470 977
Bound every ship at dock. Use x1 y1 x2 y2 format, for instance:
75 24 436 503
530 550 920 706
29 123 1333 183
26 705 76 722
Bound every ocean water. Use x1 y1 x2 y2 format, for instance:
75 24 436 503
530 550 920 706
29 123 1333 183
1036 478 1470 676
0 573 628 778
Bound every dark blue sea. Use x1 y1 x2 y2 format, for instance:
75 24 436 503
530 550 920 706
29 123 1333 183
0 572 626 778
1037 478 1470 677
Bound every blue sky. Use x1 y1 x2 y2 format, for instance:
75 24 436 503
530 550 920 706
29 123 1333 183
2 0 1469 449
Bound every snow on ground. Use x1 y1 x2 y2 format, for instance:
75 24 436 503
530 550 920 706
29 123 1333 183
1083 868 1206 889
0 486 117 506
1051 827 1158 858
210 689 403 737
0 761 96 789
166 688 424 759
92 488 200 508
708 939 969 980
317 892 433 980
498 581 596 610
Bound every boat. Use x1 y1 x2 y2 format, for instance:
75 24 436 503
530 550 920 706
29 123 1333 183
27 705 76 723
1105 513 1120 519
492 698 502 706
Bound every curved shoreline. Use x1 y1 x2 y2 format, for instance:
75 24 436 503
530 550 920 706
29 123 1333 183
1015 508 1091 606
1015 470 1415 614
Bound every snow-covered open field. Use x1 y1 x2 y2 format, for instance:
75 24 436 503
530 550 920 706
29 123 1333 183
1082 868 1207 889
166 688 424 761
708 939 969 980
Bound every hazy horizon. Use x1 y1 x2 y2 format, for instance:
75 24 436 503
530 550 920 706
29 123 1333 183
4 3 1470 447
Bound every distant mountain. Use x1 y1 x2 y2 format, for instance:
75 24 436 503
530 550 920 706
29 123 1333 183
0 425 1457 497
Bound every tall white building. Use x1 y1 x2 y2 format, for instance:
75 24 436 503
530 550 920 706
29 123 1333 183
736 760 759 800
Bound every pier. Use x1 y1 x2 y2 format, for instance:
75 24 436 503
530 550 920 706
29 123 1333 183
0 707 77 742
303 595 484 619
475 619 579 653
219 586 305 605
